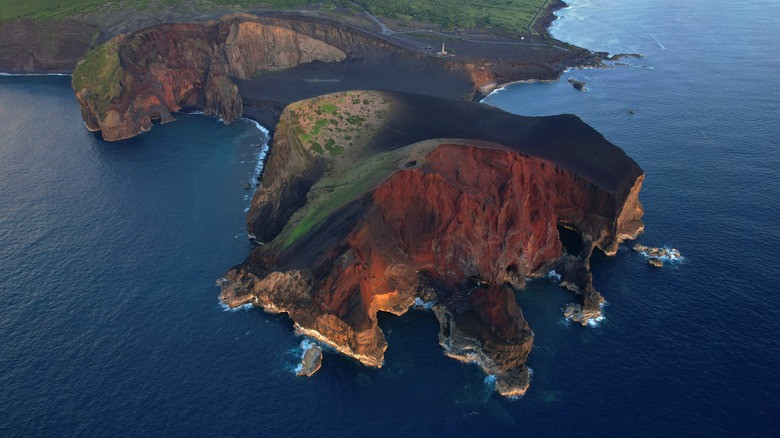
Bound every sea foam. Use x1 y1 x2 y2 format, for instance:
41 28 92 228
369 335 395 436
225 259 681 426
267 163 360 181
291 339 318 375
586 315 605 327
413 297 436 310
0 72 70 77
242 118 271 190
220 302 253 312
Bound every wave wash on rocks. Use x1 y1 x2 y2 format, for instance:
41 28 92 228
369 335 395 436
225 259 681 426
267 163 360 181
71 15 351 141
219 90 644 397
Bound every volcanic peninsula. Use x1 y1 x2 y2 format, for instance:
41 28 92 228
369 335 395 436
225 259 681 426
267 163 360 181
5 7 646 396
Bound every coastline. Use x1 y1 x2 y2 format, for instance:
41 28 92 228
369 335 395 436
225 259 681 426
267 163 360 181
0 72 71 76
2 3 602 105
534 0 569 36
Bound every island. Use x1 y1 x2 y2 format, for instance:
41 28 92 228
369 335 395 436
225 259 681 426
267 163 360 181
217 90 643 396
1 1 645 397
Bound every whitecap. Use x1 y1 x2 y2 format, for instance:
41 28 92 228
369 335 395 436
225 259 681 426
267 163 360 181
413 297 436 310
586 315 605 327
241 117 270 136
636 245 685 265
290 338 319 375
483 374 497 389
558 318 573 327
240 118 271 191
220 302 253 312
481 85 507 100
546 270 562 282
0 72 70 77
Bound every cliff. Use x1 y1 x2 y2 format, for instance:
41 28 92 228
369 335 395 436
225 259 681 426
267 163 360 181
220 90 644 396
70 13 600 140
71 15 351 140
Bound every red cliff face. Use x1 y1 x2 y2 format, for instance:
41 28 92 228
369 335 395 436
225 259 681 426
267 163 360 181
221 137 644 396
72 16 347 141
69 14 604 141
218 91 644 396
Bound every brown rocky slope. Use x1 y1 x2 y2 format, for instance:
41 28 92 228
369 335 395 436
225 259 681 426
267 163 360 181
219 90 644 396
70 13 600 140
71 15 351 140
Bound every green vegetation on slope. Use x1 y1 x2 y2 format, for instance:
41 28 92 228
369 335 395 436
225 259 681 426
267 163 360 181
1 0 549 34
281 140 437 249
359 0 548 32
287 91 389 158
1 0 107 21
0 0 312 21
71 40 123 114
272 91 402 248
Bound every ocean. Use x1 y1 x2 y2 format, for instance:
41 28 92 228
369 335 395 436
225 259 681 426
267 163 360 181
1 0 779 435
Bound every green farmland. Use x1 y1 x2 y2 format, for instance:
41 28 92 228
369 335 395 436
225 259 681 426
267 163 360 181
1 0 550 33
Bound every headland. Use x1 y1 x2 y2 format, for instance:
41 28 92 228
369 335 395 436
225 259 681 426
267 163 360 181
1 1 645 396
219 90 644 396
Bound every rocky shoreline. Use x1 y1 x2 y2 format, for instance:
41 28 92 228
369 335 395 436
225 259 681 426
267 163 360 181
3 4 646 397
217 90 644 396
62 10 609 140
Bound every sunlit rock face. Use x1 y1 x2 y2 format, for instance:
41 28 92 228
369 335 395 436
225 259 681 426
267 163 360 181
219 90 644 396
72 16 348 141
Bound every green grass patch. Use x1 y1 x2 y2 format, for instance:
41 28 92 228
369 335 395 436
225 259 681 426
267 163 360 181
0 0 316 21
346 115 365 126
72 41 123 114
319 102 338 114
280 140 437 248
357 0 548 33
2 0 550 35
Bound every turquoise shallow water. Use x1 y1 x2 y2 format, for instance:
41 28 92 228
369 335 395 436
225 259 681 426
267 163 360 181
1 0 780 435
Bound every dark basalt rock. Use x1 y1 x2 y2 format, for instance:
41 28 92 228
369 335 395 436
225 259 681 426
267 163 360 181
568 78 586 91
219 90 645 396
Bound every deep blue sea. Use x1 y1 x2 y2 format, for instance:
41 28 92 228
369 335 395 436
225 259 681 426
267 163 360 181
2 0 779 435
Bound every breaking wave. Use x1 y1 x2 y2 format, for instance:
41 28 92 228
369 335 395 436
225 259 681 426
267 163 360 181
220 302 253 312
242 118 271 190
291 339 318 375
587 315 605 327
0 72 70 77
413 297 436 310
635 244 685 265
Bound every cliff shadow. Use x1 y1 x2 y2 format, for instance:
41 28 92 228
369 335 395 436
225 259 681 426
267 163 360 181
557 225 583 257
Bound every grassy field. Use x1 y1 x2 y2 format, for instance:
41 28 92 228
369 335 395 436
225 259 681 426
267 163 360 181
71 39 123 114
1 0 549 33
360 0 548 32
280 139 438 249
0 0 312 21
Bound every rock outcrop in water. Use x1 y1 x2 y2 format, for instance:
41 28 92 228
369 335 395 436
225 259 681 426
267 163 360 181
218 90 644 396
633 244 682 267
